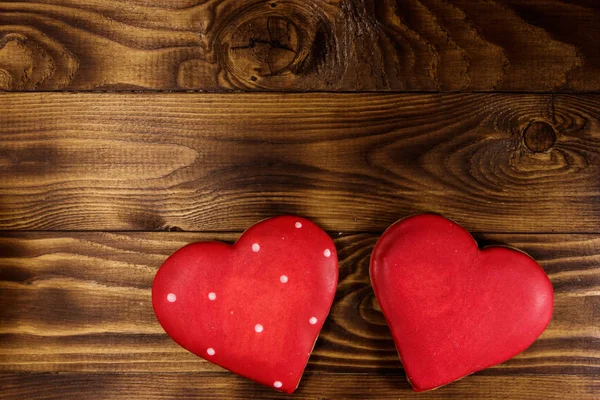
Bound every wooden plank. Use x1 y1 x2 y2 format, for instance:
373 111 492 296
0 232 598 374
1 93 599 233
0 373 598 400
0 0 598 92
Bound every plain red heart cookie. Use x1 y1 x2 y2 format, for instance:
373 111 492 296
370 214 553 391
152 216 338 393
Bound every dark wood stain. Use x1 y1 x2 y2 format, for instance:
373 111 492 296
0 0 597 91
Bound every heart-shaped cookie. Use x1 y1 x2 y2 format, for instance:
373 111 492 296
152 216 338 393
370 214 553 391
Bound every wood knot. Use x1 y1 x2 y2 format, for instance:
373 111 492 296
523 121 556 153
215 2 336 89
0 31 78 90
228 15 300 80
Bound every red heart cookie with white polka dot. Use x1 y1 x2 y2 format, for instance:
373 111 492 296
371 214 554 391
152 216 338 393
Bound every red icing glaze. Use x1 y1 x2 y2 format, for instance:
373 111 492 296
152 216 338 393
370 214 554 391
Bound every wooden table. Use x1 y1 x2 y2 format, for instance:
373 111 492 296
1 1 599 399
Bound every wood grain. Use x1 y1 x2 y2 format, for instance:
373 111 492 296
1 232 598 375
1 373 598 400
1 93 599 233
0 0 598 91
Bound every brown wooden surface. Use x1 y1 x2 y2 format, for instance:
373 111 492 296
1 373 598 400
0 0 599 91
1 93 600 233
0 231 599 397
2 1 600 398
1 93 599 398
